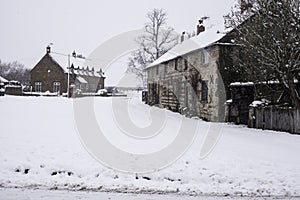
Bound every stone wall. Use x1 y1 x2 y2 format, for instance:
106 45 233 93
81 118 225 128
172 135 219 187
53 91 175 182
146 44 227 122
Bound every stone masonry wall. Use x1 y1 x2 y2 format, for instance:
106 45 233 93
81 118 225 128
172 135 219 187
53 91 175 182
147 45 226 122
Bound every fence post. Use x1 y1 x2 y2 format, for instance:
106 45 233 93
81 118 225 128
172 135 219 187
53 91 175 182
291 108 294 134
262 107 265 130
296 109 300 134
270 106 272 130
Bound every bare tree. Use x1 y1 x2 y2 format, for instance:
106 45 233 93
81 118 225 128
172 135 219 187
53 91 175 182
0 59 30 85
224 0 300 108
127 9 178 84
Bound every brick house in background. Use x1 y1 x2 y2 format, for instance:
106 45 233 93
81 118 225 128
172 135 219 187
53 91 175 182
30 46 105 95
145 21 240 122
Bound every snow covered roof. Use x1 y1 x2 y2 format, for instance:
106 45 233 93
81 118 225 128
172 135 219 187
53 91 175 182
249 100 264 107
0 75 8 83
230 79 299 87
48 53 104 78
249 99 270 107
76 76 88 84
49 53 86 73
230 82 255 86
146 26 226 69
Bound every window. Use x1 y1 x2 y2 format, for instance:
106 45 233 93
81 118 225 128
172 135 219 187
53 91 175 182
184 59 188 70
156 66 159 75
201 80 208 101
202 48 210 64
35 82 42 92
53 82 61 93
175 58 178 70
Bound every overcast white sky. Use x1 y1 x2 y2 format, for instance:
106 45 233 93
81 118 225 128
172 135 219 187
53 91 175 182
0 0 236 85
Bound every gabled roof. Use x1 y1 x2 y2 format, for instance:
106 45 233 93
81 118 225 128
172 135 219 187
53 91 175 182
49 53 105 78
49 53 85 73
33 52 105 78
146 26 227 69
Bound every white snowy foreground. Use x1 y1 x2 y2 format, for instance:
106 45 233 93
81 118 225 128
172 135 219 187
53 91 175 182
1 93 300 199
1 188 298 200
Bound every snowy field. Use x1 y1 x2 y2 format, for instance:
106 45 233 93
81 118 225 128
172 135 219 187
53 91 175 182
1 93 300 199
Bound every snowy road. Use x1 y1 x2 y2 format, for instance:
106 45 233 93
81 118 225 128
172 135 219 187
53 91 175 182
0 188 299 200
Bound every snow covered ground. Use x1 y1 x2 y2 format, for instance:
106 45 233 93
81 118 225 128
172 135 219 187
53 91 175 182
1 188 298 200
1 93 300 198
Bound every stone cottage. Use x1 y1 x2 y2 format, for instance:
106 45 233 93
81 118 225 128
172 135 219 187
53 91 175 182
145 23 240 122
30 46 105 95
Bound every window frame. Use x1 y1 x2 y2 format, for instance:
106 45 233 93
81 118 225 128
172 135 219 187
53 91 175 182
53 81 61 93
184 58 188 71
35 82 42 92
175 58 178 70
202 47 210 64
201 80 208 102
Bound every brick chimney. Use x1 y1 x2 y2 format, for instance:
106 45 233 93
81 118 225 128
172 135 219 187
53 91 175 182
196 19 205 35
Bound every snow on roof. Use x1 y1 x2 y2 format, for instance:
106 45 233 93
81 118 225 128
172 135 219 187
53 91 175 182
0 75 8 83
230 79 299 87
49 53 86 73
48 53 104 78
249 99 270 107
76 76 88 84
250 100 264 107
230 82 254 86
146 26 226 69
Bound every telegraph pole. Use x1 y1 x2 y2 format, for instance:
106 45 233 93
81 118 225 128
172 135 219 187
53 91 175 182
67 54 70 98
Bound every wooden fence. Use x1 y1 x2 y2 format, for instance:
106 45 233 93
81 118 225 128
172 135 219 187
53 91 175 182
249 107 300 134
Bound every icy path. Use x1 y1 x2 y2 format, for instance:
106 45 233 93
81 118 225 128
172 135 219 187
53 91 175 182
1 188 298 200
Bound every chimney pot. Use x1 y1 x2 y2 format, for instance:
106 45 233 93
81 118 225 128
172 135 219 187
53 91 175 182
72 51 77 58
197 20 205 35
181 31 186 42
46 46 51 54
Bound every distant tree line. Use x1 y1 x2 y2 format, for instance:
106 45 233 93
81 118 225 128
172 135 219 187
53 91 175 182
0 59 30 85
